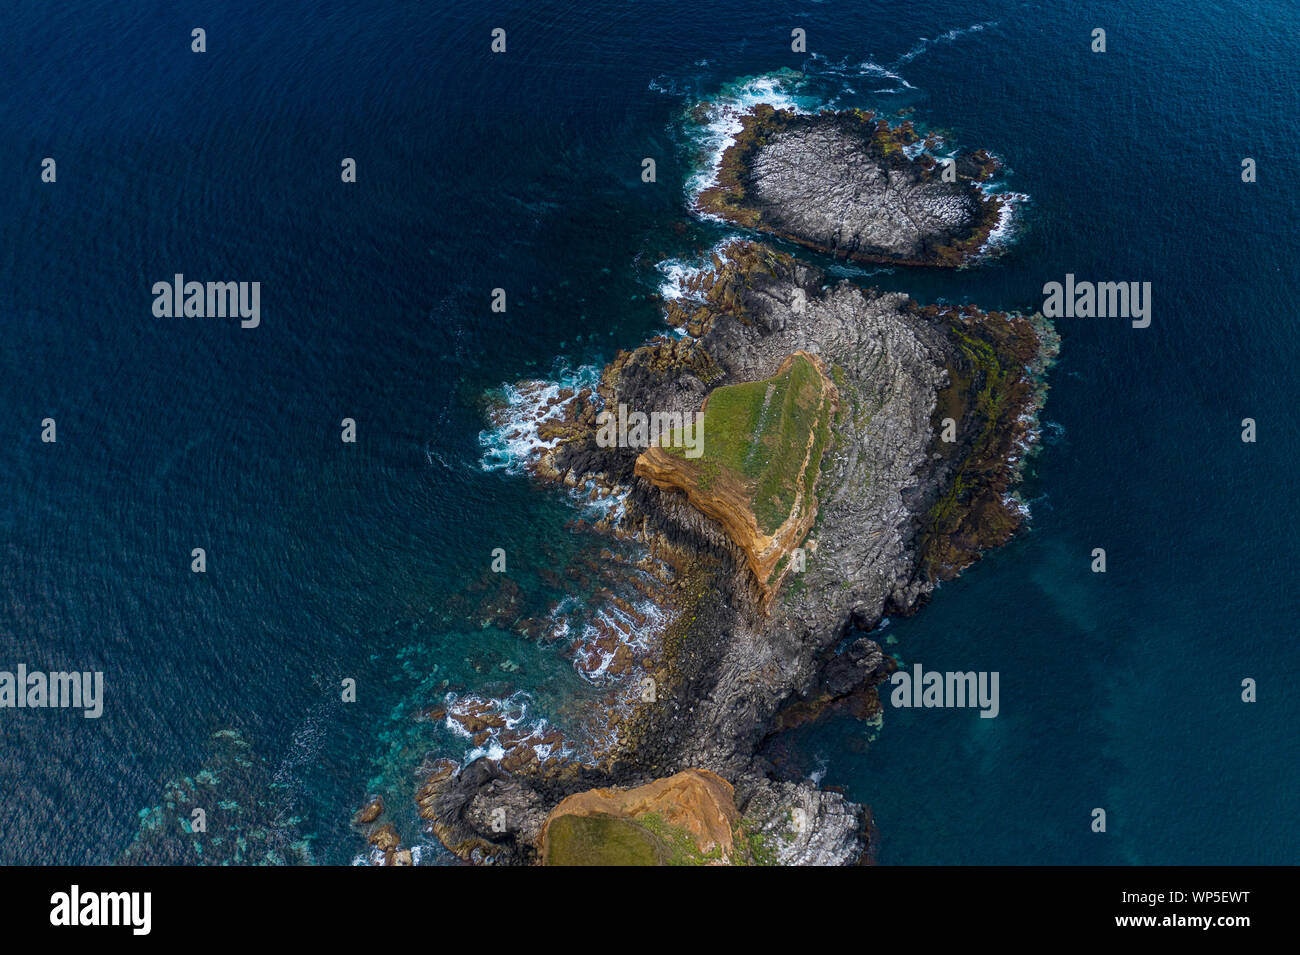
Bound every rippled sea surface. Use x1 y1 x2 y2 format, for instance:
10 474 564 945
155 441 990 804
1 0 1296 864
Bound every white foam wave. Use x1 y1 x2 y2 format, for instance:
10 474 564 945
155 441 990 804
478 363 603 474
685 71 812 205
443 690 574 765
657 258 709 303
655 239 738 308
576 477 629 522
570 594 671 683
893 20 998 66
979 187 1029 255
815 56 915 91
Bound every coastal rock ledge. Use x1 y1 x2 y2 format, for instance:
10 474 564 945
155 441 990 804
417 110 1055 866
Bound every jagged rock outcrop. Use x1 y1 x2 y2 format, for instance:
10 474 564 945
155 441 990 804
735 774 871 866
416 757 553 865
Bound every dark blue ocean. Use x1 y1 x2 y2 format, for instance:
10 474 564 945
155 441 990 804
1 0 1296 864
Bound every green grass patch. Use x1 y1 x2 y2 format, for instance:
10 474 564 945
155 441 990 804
545 812 730 866
545 813 665 866
636 813 727 866
665 353 835 537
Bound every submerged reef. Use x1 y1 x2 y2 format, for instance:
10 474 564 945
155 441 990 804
122 730 313 866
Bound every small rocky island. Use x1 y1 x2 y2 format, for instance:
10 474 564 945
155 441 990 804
700 104 1005 267
396 107 1056 865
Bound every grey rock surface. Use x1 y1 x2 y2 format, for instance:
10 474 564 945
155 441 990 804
615 245 952 773
737 774 870 866
745 117 981 262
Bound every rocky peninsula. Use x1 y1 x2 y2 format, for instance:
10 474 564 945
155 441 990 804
404 107 1056 865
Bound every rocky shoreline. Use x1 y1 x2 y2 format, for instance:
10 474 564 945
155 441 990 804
392 106 1056 866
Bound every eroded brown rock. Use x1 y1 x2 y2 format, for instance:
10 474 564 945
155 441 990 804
634 351 838 608
540 768 740 862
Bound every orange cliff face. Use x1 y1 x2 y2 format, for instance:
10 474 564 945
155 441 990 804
634 351 839 609
539 769 741 865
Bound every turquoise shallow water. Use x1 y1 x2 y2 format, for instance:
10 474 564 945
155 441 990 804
0 0 1295 864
